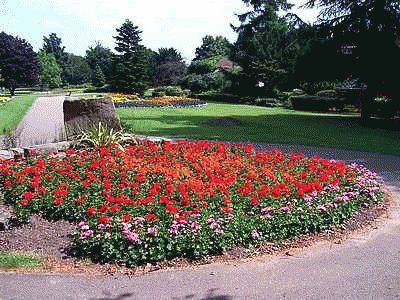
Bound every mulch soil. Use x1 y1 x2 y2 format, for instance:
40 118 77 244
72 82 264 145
0 187 393 277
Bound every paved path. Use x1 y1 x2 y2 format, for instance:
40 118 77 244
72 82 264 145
1 145 400 299
13 96 66 147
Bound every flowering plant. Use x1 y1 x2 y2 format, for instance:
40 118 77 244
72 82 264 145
0 141 383 266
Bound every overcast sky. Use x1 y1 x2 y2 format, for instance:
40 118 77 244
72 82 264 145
0 0 318 61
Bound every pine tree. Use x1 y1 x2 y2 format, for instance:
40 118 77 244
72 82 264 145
92 64 106 87
110 19 148 94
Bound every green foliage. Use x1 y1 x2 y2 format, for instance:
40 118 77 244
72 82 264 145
42 33 66 68
153 86 189 97
63 54 92 85
78 122 124 149
183 72 227 93
110 19 149 94
194 35 232 60
85 42 113 81
0 32 40 96
304 0 400 120
0 251 41 269
315 89 339 98
92 64 106 87
232 0 299 96
291 95 345 111
153 48 187 86
188 55 222 75
38 50 62 89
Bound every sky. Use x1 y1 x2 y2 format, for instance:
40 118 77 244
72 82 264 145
0 0 318 61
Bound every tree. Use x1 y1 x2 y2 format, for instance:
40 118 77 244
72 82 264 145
38 50 62 89
153 48 187 86
92 64 106 87
63 54 92 85
42 33 67 69
304 0 400 122
195 35 232 60
110 19 149 94
232 0 299 95
0 32 40 96
85 42 113 80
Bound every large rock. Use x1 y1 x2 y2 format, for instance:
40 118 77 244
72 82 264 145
63 96 121 139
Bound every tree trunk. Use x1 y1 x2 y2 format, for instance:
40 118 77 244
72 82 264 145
7 80 16 97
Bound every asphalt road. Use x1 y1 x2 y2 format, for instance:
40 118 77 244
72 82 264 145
1 145 400 300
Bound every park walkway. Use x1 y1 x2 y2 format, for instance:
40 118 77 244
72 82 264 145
1 144 399 299
13 96 66 147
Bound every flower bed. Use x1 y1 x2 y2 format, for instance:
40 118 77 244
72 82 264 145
113 95 207 108
0 141 383 266
0 96 11 105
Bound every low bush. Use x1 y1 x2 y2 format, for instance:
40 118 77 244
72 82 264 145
315 90 339 98
0 141 383 266
153 86 189 97
194 93 240 103
291 95 345 112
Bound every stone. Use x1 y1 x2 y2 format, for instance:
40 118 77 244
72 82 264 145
0 150 14 160
63 96 122 140
23 141 72 158
0 205 12 231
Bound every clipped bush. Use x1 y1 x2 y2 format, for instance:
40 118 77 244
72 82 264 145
253 98 286 107
291 95 345 112
153 86 188 97
316 90 339 98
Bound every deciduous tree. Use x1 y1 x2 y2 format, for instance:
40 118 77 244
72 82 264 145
0 32 40 96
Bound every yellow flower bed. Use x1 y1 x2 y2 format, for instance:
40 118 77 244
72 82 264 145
0 96 10 104
111 93 140 102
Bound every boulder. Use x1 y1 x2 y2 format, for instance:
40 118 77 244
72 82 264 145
63 96 121 139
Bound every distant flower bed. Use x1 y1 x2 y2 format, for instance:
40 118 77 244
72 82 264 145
0 141 383 266
113 95 207 108
111 93 140 102
0 96 11 105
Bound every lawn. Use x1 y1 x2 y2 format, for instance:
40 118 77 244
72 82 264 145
117 102 400 155
0 93 39 133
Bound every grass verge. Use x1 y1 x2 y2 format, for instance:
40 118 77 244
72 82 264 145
117 102 400 154
0 94 39 133
0 251 41 270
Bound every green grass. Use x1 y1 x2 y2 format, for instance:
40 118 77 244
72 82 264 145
117 102 400 154
0 251 41 269
0 94 39 133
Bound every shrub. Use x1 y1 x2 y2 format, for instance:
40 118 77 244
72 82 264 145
252 98 286 107
291 95 345 112
315 90 339 98
0 141 383 266
153 86 188 97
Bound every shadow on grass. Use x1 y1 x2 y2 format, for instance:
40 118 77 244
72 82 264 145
119 110 400 154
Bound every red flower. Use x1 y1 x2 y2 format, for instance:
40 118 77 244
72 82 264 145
250 196 259 206
135 175 145 183
53 198 63 205
145 213 157 220
103 180 111 190
110 205 121 213
20 199 29 205
82 180 91 187
166 205 179 214
22 191 35 201
121 213 131 222
87 207 97 215
99 215 109 224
